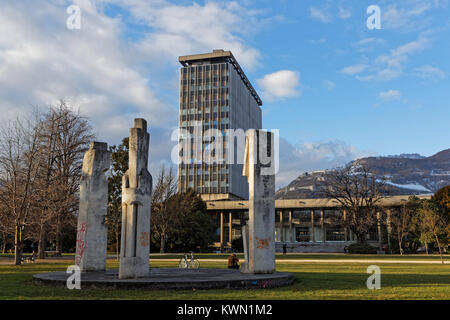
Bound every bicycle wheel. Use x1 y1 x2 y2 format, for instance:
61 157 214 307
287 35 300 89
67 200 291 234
189 259 200 269
179 258 188 269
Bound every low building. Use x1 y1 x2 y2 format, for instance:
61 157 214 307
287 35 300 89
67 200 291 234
206 195 431 253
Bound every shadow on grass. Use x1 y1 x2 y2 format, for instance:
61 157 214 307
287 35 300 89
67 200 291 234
285 270 450 292
0 261 449 299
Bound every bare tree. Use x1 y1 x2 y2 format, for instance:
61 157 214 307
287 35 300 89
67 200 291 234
0 115 42 264
49 101 94 255
418 200 447 264
0 101 93 262
151 166 177 253
390 202 417 255
0 201 13 253
320 165 387 243
32 109 60 259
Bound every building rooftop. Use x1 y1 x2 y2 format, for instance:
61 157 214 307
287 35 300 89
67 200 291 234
179 50 262 106
205 195 432 210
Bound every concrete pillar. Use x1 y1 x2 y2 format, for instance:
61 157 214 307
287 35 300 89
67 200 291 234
386 209 392 254
119 119 152 279
220 212 224 246
376 211 382 250
343 210 348 241
75 142 111 271
241 130 275 274
229 212 232 246
289 210 293 242
242 223 249 262
321 209 325 243
279 210 284 242
310 210 315 243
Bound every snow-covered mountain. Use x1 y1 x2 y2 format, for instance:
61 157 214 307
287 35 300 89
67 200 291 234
276 149 450 199
384 153 426 160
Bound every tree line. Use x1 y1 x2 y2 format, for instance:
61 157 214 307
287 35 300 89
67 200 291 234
389 187 449 262
0 102 216 265
321 165 449 262
0 101 94 265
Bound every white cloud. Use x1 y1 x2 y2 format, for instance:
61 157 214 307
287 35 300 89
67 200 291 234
311 37 327 44
379 90 402 101
0 0 269 172
276 138 372 188
382 1 446 30
309 7 331 23
337 7 352 19
352 38 385 52
353 38 378 46
117 0 264 71
373 35 429 80
414 65 446 80
323 80 336 90
0 1 172 142
340 64 367 75
346 33 431 82
355 75 375 82
257 70 301 101
378 36 429 68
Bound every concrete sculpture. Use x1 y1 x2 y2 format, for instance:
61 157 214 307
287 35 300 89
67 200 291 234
75 142 111 271
241 129 276 274
119 119 153 279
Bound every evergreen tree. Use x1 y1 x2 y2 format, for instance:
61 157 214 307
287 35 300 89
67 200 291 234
106 138 128 258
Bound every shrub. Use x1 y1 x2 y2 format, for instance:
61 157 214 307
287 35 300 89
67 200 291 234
347 243 378 254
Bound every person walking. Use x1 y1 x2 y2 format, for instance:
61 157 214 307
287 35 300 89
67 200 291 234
227 253 240 269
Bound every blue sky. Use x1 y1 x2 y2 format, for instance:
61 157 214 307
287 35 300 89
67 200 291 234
0 0 449 187
252 0 450 156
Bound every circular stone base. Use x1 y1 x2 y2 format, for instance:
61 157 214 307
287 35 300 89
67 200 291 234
33 268 293 290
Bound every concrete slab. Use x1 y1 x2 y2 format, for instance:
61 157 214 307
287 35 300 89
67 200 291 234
33 268 293 290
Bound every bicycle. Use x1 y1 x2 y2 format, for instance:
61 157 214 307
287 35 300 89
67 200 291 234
178 251 200 269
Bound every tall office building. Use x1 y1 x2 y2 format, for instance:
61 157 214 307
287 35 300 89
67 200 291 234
178 50 262 200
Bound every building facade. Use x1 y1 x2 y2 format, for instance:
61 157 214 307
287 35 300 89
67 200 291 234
206 195 431 253
178 50 262 200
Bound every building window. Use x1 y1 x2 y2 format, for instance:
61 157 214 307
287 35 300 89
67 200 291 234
326 228 345 241
296 227 310 242
293 210 311 224
275 228 282 242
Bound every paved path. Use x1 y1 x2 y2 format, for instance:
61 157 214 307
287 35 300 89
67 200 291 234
152 258 448 265
278 259 448 264
1 257 447 265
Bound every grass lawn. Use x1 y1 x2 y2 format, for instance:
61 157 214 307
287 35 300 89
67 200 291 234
0 258 449 300
148 253 450 260
3 252 447 260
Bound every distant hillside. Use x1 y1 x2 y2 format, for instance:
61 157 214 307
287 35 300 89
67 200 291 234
276 149 450 199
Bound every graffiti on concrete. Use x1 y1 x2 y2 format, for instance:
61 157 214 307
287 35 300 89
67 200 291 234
75 222 86 265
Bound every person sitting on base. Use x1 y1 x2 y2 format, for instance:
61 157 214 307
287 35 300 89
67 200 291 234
227 253 240 269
